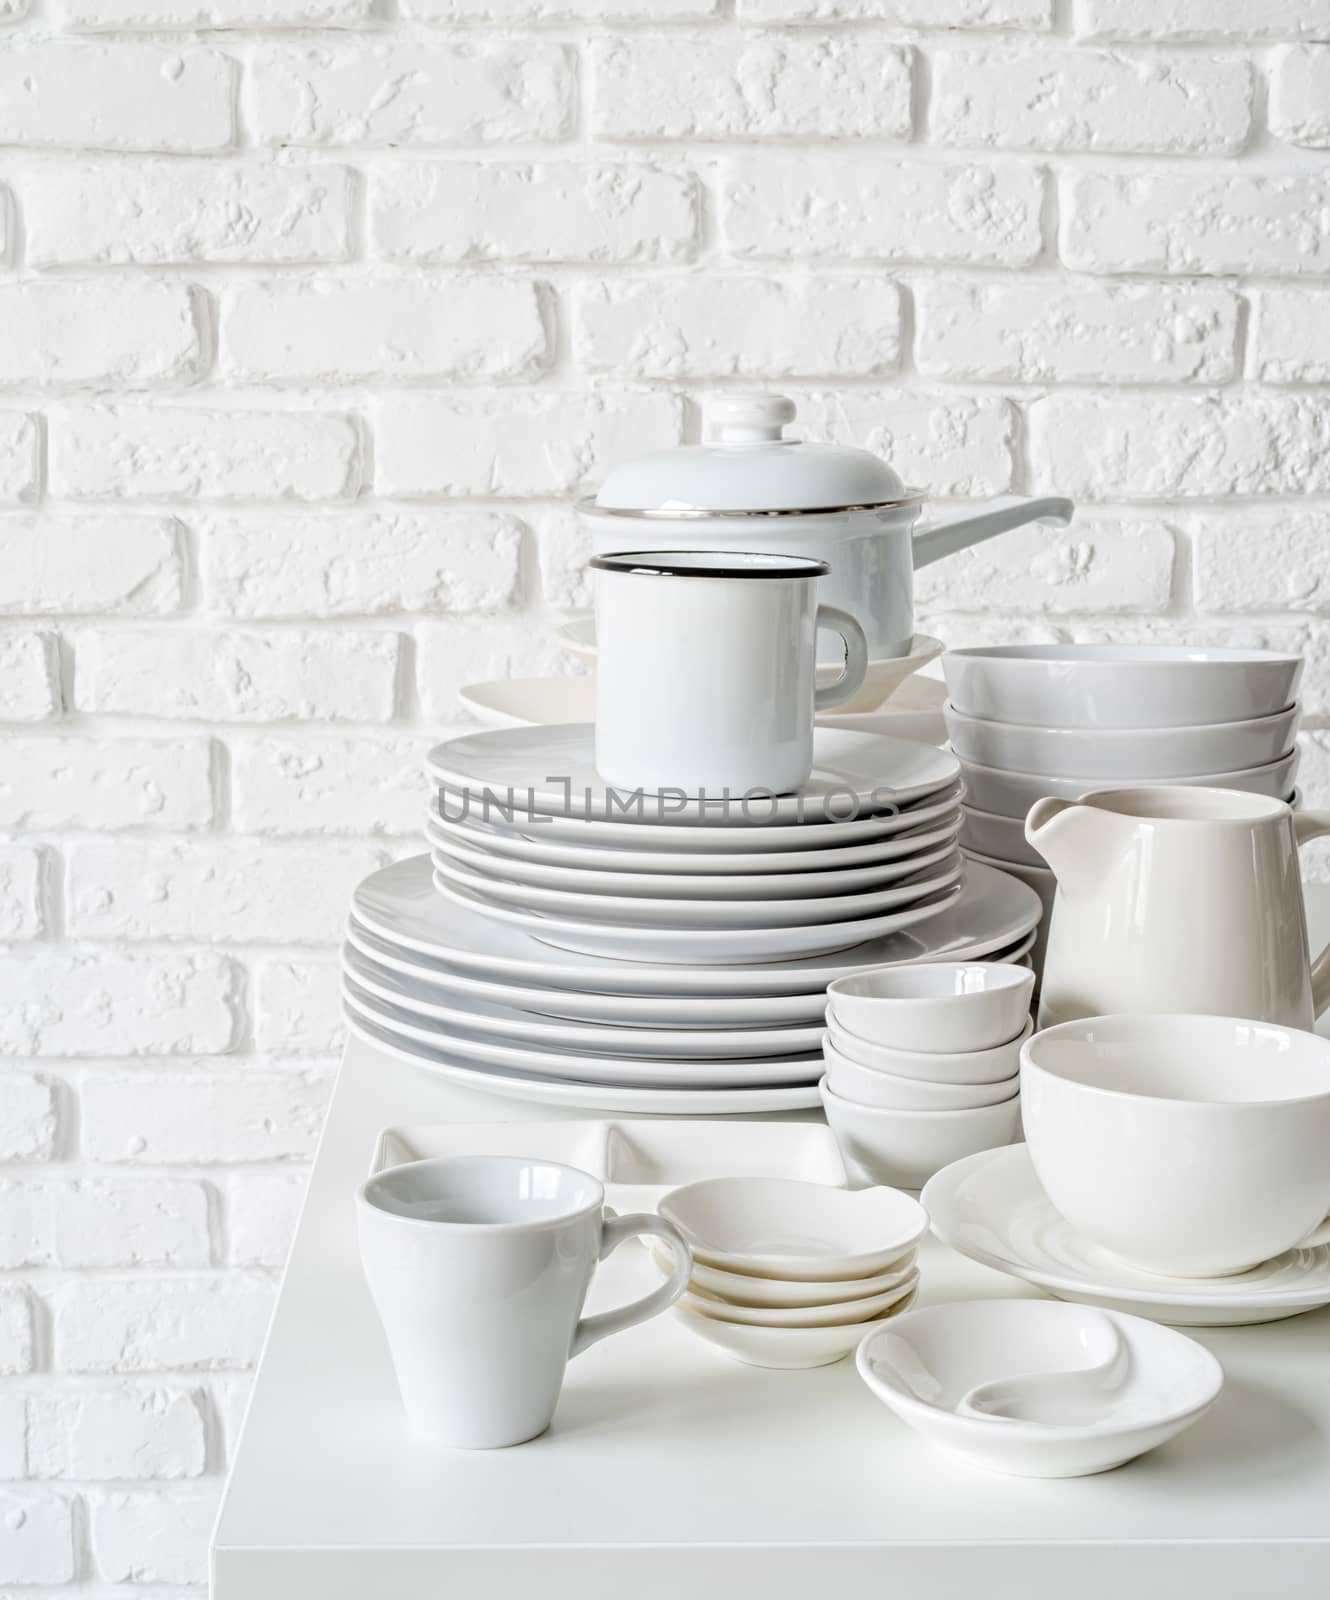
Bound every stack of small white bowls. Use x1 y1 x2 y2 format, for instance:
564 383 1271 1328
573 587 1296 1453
819 963 1033 1189
942 644 1305 973
654 1178 927 1369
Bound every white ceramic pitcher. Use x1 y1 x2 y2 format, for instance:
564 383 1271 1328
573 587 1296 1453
1026 786 1330 1028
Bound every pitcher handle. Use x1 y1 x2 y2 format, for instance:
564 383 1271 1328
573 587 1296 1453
1293 809 1330 1017
570 1213 692 1359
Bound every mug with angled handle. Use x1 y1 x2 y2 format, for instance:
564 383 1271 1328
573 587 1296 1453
358 1154 693 1449
592 549 869 797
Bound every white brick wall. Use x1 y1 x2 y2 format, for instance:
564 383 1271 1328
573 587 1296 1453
0 3 1327 1588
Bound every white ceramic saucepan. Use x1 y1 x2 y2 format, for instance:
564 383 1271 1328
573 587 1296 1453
579 393 1072 663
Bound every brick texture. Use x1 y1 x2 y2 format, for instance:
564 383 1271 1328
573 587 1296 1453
3 8 1330 1591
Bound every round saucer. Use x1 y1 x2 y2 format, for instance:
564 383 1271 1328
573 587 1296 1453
922 1145 1330 1326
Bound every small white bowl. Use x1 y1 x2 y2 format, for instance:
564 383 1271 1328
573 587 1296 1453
827 1016 1032 1086
821 1077 1022 1190
823 1034 1018 1111
959 750 1299 821
857 1299 1223 1478
674 1287 919 1369
659 1177 927 1282
680 1271 918 1329
651 1245 916 1309
827 961 1033 1054
944 702 1300 782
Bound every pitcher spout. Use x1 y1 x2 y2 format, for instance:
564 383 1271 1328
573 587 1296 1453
1024 795 1107 898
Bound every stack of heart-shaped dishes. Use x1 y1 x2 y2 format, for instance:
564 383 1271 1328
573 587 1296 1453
656 1178 927 1368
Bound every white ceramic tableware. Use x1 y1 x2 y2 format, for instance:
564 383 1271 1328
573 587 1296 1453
826 1016 1032 1086
673 1287 919 1369
1029 788 1330 1026
822 1037 1018 1111
960 748 1299 820
1021 1014 1330 1278
432 779 965 853
959 804 1046 868
430 723 961 827
428 822 958 900
649 1246 916 1309
921 1145 1330 1326
592 549 868 795
821 1077 1022 1190
343 949 825 1059
556 613 950 713
679 1271 918 1329
658 1177 928 1281
827 961 1034 1054
944 702 1300 781
432 805 960 877
856 1300 1223 1478
458 675 596 729
435 872 965 966
943 644 1303 730
357 1155 691 1448
342 982 824 1091
347 1012 825 1117
353 855 1040 997
432 850 963 931
959 848 1054 977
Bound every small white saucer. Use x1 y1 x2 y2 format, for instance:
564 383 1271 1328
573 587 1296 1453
922 1145 1330 1326
673 1287 918 1370
857 1300 1223 1477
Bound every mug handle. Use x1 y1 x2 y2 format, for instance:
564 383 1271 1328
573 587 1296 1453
569 1213 692 1359
813 605 869 712
1293 810 1330 1017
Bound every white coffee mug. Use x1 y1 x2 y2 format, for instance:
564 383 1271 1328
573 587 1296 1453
358 1154 692 1449
592 549 869 796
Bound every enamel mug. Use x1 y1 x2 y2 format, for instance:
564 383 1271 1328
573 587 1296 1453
358 1155 692 1450
591 549 868 796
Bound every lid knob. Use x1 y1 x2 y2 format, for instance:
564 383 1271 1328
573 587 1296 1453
705 392 796 445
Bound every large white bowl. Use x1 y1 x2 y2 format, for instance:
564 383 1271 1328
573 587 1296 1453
943 645 1303 730
820 1077 1022 1189
1022 1013 1330 1278
650 1245 916 1309
822 1035 1018 1111
960 804 1046 868
959 749 1299 820
679 1272 918 1329
857 1300 1223 1478
658 1177 928 1281
944 703 1299 781
827 1015 1031 1086
827 961 1033 1054
672 1287 918 1368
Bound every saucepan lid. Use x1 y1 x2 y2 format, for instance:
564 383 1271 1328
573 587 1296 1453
581 393 922 520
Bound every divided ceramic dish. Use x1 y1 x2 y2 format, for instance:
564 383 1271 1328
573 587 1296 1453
857 1300 1223 1478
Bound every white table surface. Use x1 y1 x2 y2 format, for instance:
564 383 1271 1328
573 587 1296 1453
212 888 1330 1600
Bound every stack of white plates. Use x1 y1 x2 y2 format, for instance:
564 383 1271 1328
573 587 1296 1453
341 724 1044 1115
942 645 1304 969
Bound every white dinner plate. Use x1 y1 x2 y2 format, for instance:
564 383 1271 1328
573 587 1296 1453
922 1145 1330 1327
341 946 826 1058
428 724 960 825
343 983 824 1091
430 805 960 876
426 820 959 899
346 1011 826 1115
353 856 1041 995
435 872 966 964
345 917 1033 1029
430 850 964 930
431 783 965 855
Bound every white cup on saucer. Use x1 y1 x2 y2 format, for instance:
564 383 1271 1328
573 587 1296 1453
358 1154 692 1448
592 549 868 797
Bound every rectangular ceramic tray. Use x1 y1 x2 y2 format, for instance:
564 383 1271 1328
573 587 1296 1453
371 1117 849 1211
